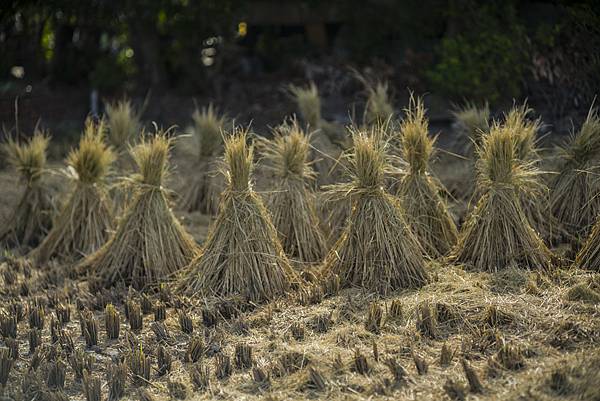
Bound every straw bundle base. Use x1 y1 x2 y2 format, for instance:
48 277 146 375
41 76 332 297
179 160 222 215
0 184 53 249
178 190 299 303
32 184 112 264
268 179 327 264
81 188 197 290
450 190 553 271
322 192 429 294
396 174 458 258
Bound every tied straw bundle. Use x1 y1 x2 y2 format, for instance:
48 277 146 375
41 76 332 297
320 126 429 294
80 131 198 290
550 105 600 240
177 128 300 303
394 94 458 258
32 119 115 264
449 117 553 272
0 129 53 248
179 104 227 214
257 118 327 265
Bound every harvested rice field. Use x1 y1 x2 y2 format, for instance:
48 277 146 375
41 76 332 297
1 93 600 401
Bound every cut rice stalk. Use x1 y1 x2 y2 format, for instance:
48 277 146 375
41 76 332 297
0 128 53 249
177 128 300 302
320 127 429 293
31 119 115 264
257 118 327 265
449 119 553 272
79 131 198 290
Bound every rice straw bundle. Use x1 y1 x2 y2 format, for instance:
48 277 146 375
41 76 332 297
320 127 429 294
179 104 227 214
394 95 457 258
550 105 600 239
31 119 115 264
575 215 600 271
449 119 553 272
364 81 394 127
506 105 554 240
80 132 198 290
105 99 141 152
289 83 343 186
0 129 53 248
177 128 300 302
257 119 327 265
451 103 490 155
289 83 322 129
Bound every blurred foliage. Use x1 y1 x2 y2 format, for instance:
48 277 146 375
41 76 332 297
0 0 598 110
426 1 528 103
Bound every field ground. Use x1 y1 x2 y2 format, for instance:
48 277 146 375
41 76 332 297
0 145 599 401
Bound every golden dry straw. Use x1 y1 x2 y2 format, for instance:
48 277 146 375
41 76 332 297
0 129 53 248
31 119 115 264
320 127 429 294
449 120 553 271
550 105 600 239
394 94 457 257
79 132 198 290
179 104 227 214
257 118 327 265
177 128 300 302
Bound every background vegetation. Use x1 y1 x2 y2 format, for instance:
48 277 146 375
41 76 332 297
1 0 599 120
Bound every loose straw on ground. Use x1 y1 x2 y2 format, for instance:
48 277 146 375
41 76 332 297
320 127 429 294
257 118 327 265
31 119 114 264
177 128 300 303
79 132 198 290
0 129 53 249
179 104 226 214
449 118 553 271
394 94 457 258
550 105 600 240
